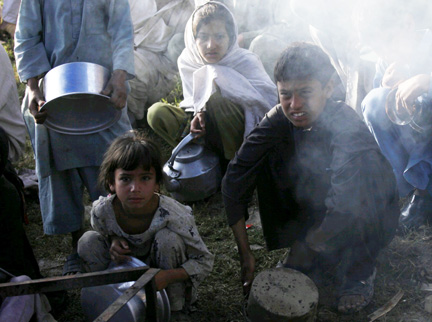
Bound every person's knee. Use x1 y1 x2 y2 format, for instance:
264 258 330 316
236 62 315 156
362 87 390 123
153 228 186 269
147 102 168 130
77 231 104 259
11 275 31 283
154 228 185 254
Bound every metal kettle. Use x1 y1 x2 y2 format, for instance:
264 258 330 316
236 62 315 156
163 133 222 202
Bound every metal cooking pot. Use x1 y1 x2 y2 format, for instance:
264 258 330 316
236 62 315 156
41 62 121 135
163 133 221 202
80 257 170 322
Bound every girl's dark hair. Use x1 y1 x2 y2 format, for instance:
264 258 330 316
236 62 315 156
99 130 163 193
192 2 236 47
274 42 335 86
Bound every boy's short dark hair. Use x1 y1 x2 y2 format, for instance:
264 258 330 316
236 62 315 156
274 42 335 86
99 130 163 193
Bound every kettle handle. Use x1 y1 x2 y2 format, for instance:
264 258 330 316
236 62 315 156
167 132 198 167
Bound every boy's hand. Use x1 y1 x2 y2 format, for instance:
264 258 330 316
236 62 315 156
27 78 47 124
190 111 206 138
240 252 255 296
101 69 127 110
230 217 255 296
109 236 131 263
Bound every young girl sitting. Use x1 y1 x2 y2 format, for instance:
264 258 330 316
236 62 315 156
147 1 277 163
77 130 214 312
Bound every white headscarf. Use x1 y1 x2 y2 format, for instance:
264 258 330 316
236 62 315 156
178 1 277 137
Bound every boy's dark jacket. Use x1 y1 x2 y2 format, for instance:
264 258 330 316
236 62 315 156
223 100 400 251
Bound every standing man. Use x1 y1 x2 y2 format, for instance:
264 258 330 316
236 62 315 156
14 0 135 275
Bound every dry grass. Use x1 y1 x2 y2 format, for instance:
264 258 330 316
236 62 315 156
16 129 432 322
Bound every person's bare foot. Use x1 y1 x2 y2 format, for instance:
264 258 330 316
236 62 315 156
338 294 368 313
338 268 376 314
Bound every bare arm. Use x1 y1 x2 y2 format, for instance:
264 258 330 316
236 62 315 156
230 217 255 295
154 268 189 291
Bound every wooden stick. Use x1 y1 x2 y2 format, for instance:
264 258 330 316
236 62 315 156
367 289 404 322
94 268 160 322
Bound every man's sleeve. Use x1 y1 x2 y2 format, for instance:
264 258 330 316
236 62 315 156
107 0 135 79
222 111 280 226
14 0 51 82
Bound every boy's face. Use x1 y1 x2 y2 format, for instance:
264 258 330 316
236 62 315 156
277 78 333 128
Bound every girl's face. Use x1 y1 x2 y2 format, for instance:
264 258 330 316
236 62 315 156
195 19 230 64
109 166 159 216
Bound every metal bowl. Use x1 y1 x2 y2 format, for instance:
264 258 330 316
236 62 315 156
81 257 171 322
41 62 121 135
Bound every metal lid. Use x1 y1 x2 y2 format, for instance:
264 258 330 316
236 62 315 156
175 143 205 163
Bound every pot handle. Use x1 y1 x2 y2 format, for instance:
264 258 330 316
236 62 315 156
167 132 198 167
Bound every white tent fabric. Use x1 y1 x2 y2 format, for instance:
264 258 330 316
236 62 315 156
127 0 194 120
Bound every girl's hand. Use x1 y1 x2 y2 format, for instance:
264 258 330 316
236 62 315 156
154 270 170 291
190 111 206 138
153 268 189 291
109 236 131 263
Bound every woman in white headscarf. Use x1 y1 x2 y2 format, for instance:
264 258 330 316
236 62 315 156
147 1 277 162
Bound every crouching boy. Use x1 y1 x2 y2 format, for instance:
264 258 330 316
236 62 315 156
222 42 400 313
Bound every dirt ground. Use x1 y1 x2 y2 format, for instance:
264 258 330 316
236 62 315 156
18 129 432 322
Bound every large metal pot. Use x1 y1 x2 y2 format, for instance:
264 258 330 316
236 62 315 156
41 62 121 135
80 257 170 322
163 133 222 202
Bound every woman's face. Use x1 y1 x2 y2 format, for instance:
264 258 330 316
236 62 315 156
195 19 230 64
